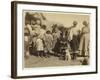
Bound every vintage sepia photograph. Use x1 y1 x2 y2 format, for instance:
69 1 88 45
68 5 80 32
11 1 97 78
24 11 90 68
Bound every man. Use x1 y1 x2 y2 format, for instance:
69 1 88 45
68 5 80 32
68 21 79 60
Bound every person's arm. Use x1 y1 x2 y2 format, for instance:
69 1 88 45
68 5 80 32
68 29 73 41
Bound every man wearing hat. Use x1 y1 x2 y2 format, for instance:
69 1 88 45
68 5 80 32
68 21 79 60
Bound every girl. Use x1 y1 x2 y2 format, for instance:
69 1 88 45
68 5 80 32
44 30 53 57
36 36 44 57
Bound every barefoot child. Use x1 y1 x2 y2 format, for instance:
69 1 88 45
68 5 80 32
36 36 44 57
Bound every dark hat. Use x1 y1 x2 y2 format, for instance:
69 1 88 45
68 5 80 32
73 21 78 25
83 21 88 26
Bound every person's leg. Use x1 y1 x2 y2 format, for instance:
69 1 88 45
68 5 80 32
60 49 66 60
25 45 30 58
39 51 43 57
44 49 48 58
37 51 40 57
39 51 42 57
84 42 89 56
48 49 53 57
42 51 45 57
47 51 50 57
79 35 84 56
25 51 30 59
40 51 44 57
63 52 66 60
41 51 44 57
72 53 74 60
84 50 89 57
65 49 71 61
44 51 47 58
74 53 77 60
59 49 62 60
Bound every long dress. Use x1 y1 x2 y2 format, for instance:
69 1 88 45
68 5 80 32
79 26 90 56
52 31 61 50
44 33 53 53
36 38 44 51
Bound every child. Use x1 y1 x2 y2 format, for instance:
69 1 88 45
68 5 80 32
36 36 44 57
43 30 53 57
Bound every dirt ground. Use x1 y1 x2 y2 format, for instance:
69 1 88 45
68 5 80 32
24 55 88 68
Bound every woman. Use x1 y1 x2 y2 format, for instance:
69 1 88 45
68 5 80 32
79 21 90 57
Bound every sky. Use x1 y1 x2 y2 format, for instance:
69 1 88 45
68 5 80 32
43 11 90 30
24 11 90 30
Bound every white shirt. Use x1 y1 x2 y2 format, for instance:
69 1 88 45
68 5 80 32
24 36 29 42
68 27 78 41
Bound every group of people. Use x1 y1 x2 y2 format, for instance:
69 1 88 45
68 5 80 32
24 17 90 61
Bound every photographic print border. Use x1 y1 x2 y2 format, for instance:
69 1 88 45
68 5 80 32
11 1 98 79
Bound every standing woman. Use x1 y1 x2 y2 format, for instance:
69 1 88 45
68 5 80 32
79 21 90 57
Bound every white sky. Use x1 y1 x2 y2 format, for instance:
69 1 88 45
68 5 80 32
43 12 90 30
24 11 90 30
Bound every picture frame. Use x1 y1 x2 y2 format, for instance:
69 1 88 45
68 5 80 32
11 1 98 79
